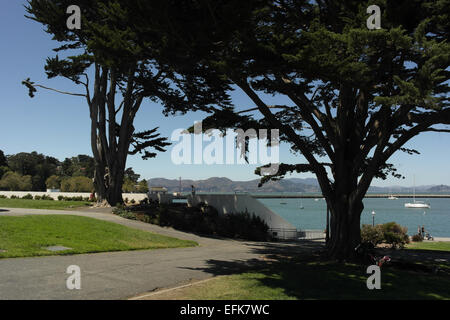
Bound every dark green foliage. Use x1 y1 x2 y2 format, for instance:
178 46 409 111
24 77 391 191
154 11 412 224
361 222 410 249
114 203 270 241
411 234 424 242
0 150 7 167
45 175 61 189
0 151 147 195
60 176 93 192
6 152 59 191
0 172 33 191
60 155 95 179
124 168 140 183
21 194 34 200
0 166 9 180
360 224 384 246
381 222 410 249
129 128 172 160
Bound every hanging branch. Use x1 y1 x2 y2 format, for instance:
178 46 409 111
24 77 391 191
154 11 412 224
22 78 86 98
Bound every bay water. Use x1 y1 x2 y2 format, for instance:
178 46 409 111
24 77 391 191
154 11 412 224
260 197 450 237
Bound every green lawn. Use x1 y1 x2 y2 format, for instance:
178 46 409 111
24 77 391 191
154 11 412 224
407 241 450 252
153 254 450 300
0 215 197 259
0 198 90 210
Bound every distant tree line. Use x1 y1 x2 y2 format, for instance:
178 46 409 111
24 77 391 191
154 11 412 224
0 150 148 193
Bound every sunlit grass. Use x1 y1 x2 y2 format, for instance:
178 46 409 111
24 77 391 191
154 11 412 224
407 241 450 252
0 215 197 259
0 198 90 210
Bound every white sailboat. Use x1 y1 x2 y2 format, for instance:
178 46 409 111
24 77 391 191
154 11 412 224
388 189 398 200
404 177 430 209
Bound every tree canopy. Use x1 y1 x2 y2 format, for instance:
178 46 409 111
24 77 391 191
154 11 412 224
129 0 450 259
24 0 234 205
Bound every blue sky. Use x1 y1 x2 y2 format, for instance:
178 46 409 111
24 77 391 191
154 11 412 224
1 1 449 187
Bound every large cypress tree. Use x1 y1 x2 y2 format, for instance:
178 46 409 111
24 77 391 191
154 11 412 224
23 0 228 205
135 0 450 260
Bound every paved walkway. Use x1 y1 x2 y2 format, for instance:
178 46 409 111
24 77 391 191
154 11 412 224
0 207 314 300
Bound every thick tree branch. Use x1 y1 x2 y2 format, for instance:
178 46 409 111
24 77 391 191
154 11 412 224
22 80 86 97
231 76 333 197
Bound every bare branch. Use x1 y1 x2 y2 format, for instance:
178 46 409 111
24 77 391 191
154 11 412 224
23 80 86 97
237 105 290 114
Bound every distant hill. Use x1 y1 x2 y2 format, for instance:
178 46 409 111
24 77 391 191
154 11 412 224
147 177 319 193
427 185 450 193
147 177 450 194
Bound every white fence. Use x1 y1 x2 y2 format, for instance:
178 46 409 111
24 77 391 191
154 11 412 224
0 191 148 202
268 228 326 241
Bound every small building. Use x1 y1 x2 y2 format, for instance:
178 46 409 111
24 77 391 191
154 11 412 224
148 186 172 204
149 186 168 194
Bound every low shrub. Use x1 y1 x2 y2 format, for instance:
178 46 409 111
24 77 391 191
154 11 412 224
58 195 64 201
10 195 18 199
361 222 410 249
411 233 424 242
21 194 34 200
382 222 410 249
0 195 6 199
34 195 41 200
361 224 384 246
40 195 54 201
112 207 137 220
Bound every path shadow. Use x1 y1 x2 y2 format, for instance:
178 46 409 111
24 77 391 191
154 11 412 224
0 209 10 212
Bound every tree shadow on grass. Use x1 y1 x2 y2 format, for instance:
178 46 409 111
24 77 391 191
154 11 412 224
386 247 450 263
178 241 450 300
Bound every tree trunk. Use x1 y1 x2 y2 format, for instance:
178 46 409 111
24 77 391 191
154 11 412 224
92 160 125 206
327 195 364 261
106 163 125 206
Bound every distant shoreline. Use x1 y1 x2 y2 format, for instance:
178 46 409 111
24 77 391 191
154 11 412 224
174 193 450 199
251 194 450 199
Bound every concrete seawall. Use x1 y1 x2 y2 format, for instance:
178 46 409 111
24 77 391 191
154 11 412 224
187 193 297 232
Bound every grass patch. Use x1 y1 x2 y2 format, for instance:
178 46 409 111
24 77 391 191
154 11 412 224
0 215 197 259
407 242 450 252
146 254 450 300
0 198 90 210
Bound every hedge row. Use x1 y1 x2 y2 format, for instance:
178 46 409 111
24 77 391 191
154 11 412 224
113 202 270 241
0 194 94 202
